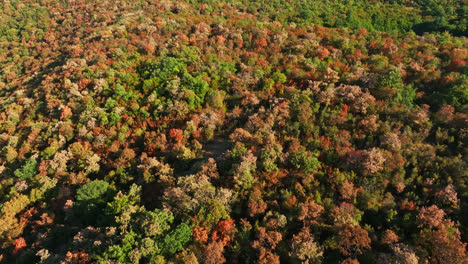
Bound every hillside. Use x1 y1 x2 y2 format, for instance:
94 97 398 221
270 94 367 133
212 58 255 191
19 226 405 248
0 1 467 263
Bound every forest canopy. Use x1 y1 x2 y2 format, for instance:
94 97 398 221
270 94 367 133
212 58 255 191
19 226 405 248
0 0 467 263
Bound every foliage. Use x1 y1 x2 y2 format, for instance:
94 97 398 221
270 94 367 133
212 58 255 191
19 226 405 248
161 222 192 256
0 0 466 263
14 158 37 180
75 181 116 224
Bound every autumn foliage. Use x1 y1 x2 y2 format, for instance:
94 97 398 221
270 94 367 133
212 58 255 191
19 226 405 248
0 0 466 263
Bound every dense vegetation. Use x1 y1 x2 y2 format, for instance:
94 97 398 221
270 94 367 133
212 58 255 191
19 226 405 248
0 0 467 263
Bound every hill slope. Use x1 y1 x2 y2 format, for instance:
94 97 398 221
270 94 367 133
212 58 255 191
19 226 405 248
0 1 467 263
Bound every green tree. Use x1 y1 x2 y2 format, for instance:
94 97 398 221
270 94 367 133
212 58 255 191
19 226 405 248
161 222 192 256
443 75 468 110
290 151 321 174
14 158 37 180
75 180 116 224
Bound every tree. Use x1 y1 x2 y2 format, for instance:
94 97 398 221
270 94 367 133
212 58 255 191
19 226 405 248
340 180 361 201
380 133 401 151
162 222 192 256
290 151 321 174
389 243 419 264
12 237 26 255
139 209 174 237
442 75 468 110
435 184 459 207
416 205 468 263
0 194 30 239
362 148 385 175
289 227 323 262
233 150 258 191
252 228 282 264
298 201 324 226
417 205 445 228
203 241 226 264
381 229 399 245
331 203 363 227
14 158 37 180
434 104 455 123
75 180 115 223
337 224 371 257
418 223 468 263
60 105 73 120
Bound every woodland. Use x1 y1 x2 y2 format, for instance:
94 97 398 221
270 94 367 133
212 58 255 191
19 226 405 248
0 0 467 263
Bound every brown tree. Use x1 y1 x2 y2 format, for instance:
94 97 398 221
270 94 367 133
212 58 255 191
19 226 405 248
298 201 324 226
337 224 371 257
289 227 323 262
252 227 282 264
203 241 226 264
